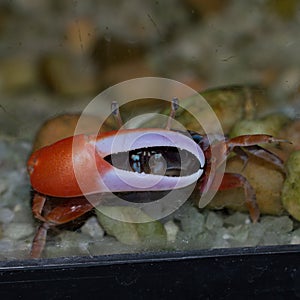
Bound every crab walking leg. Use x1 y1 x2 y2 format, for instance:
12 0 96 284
197 134 288 222
232 144 286 172
218 172 260 223
30 194 100 258
32 193 48 222
227 135 288 173
198 165 260 223
227 134 290 151
42 198 95 224
30 222 50 259
242 145 285 171
232 147 249 170
199 158 217 196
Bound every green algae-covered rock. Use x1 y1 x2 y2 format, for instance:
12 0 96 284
282 151 300 221
96 206 167 247
230 113 290 138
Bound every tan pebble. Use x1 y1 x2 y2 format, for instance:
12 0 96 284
208 155 285 216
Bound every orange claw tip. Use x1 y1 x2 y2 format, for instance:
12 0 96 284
27 134 100 198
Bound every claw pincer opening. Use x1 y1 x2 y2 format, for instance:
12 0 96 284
94 129 205 192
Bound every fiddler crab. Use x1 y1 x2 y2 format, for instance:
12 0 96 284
27 98 288 258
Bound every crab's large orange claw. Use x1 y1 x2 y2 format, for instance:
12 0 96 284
27 134 102 197
28 129 205 198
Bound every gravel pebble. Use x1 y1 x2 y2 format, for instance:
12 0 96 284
80 216 105 239
3 222 34 240
0 208 15 224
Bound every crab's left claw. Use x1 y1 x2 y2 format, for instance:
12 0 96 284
28 129 206 198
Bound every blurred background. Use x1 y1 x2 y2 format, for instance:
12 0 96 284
0 0 300 139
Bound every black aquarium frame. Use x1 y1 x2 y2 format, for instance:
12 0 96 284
0 245 300 299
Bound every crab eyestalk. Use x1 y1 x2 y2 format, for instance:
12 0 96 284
111 101 123 129
165 97 179 130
